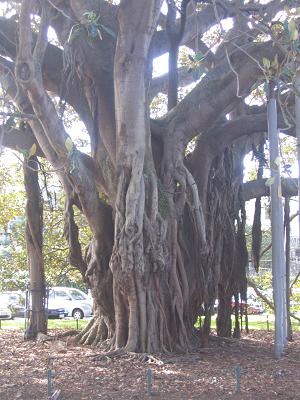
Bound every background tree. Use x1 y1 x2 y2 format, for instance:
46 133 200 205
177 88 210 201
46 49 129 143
23 155 47 338
0 160 27 290
0 157 87 290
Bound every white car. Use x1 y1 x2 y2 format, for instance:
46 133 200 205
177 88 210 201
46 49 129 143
0 294 12 320
48 287 93 319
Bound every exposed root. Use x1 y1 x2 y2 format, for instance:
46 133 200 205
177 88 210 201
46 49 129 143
92 348 124 361
76 316 95 343
56 330 79 338
91 349 164 365
133 353 164 365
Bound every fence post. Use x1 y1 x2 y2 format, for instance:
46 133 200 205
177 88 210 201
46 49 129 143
47 368 52 397
146 368 152 398
235 365 241 393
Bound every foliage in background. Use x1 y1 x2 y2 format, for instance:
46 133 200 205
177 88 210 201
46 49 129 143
0 158 88 291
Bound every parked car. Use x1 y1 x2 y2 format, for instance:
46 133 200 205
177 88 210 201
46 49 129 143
0 292 26 318
247 301 264 315
6 290 67 319
3 291 26 317
0 293 13 319
0 305 12 320
48 287 93 319
231 299 264 315
47 305 68 319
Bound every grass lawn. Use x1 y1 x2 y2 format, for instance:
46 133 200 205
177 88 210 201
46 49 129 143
1 314 299 333
0 317 89 331
196 313 300 331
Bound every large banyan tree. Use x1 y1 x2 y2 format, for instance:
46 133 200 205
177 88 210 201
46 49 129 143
0 0 298 352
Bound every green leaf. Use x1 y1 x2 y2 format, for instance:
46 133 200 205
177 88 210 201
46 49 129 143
16 145 28 157
271 54 279 70
291 28 299 41
83 11 97 21
194 52 205 62
28 143 37 157
65 137 73 153
87 35 94 46
288 19 296 33
288 19 299 41
262 57 271 69
265 176 275 187
5 117 15 129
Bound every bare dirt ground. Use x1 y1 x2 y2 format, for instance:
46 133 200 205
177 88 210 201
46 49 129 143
0 329 300 400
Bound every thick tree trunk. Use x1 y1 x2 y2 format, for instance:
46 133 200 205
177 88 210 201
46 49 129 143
217 285 232 337
10 0 253 352
23 156 47 339
109 0 175 353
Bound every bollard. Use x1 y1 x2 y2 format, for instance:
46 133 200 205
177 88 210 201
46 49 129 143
267 314 270 332
47 369 52 397
235 365 241 393
146 368 152 398
76 318 79 330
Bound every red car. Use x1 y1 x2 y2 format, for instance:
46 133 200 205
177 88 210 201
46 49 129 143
231 300 264 315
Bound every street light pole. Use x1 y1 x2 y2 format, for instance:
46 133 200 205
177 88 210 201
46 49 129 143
267 82 287 358
295 66 300 246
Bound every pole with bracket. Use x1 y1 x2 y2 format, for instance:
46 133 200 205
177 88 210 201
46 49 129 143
267 81 287 358
295 62 300 254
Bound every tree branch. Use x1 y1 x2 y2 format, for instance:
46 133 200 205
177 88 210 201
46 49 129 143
157 41 285 143
166 0 191 110
0 17 94 134
248 278 300 323
151 67 185 100
150 63 207 101
290 272 300 292
243 178 298 201
259 210 299 260
151 1 230 58
151 0 299 59
0 125 44 156
189 109 294 172
0 55 109 198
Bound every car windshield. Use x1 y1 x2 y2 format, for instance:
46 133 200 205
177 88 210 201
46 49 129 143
54 290 72 300
69 289 86 300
